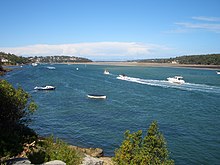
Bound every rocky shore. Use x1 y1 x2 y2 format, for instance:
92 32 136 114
4 141 113 165
69 145 113 165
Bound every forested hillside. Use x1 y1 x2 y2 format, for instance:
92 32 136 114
136 54 220 65
175 54 220 65
31 56 92 63
0 52 92 65
0 52 30 65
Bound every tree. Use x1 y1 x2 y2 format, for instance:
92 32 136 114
0 80 36 125
0 80 37 157
113 121 174 165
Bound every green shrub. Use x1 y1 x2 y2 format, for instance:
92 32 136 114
0 80 37 158
113 121 174 165
28 136 82 165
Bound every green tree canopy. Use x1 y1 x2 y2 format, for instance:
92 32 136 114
0 80 37 157
0 80 36 125
113 121 174 165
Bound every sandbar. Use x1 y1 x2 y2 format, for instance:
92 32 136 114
70 61 220 70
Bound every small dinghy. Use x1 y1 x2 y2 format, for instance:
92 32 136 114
34 86 56 90
87 94 107 99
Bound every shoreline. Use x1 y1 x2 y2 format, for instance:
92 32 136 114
67 62 220 70
2 62 220 70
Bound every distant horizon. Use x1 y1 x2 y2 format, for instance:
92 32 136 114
1 0 220 61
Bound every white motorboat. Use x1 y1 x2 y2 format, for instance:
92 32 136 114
87 94 107 99
34 85 56 90
216 71 220 74
32 63 38 66
116 74 128 80
47 66 56 70
167 76 185 84
104 70 110 75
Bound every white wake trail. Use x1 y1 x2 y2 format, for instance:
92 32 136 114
116 76 220 94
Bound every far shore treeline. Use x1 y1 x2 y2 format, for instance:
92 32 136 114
0 52 92 66
1 51 220 66
134 54 220 65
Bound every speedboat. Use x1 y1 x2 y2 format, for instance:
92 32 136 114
34 86 56 90
104 70 110 75
167 76 185 84
87 94 107 99
216 71 220 74
116 74 128 80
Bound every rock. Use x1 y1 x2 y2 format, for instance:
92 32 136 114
84 148 103 158
99 157 114 165
44 160 66 165
69 145 104 157
81 155 104 165
90 148 103 157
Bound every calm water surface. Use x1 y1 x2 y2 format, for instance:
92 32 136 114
4 64 220 164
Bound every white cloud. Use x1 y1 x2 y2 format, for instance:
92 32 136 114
0 42 171 60
168 16 220 34
175 22 220 33
192 16 220 22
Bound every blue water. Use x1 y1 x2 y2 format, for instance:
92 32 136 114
3 64 220 164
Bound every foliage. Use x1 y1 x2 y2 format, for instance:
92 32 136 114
175 54 220 65
0 80 36 125
31 55 92 63
0 68 5 76
0 64 3 71
0 51 92 65
0 52 30 65
113 121 174 165
28 136 82 165
0 62 5 75
0 80 37 158
136 54 220 65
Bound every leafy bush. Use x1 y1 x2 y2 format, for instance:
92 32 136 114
113 121 174 165
28 136 82 165
0 80 37 157
0 80 37 125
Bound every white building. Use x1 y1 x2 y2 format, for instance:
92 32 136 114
1 58 9 63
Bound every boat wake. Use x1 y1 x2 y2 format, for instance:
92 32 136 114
116 76 220 94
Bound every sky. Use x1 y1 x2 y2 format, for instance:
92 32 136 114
0 0 220 61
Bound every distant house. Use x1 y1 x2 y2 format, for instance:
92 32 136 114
1 58 9 63
171 60 178 64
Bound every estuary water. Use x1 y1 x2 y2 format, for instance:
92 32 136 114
3 64 220 164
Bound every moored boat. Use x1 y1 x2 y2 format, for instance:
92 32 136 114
167 76 185 84
104 69 110 75
47 66 56 70
34 85 56 90
216 71 220 74
87 94 107 99
32 63 38 66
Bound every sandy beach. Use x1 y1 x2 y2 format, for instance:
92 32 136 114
70 61 220 70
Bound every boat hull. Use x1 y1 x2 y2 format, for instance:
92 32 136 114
87 94 107 99
34 86 56 90
167 78 185 84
